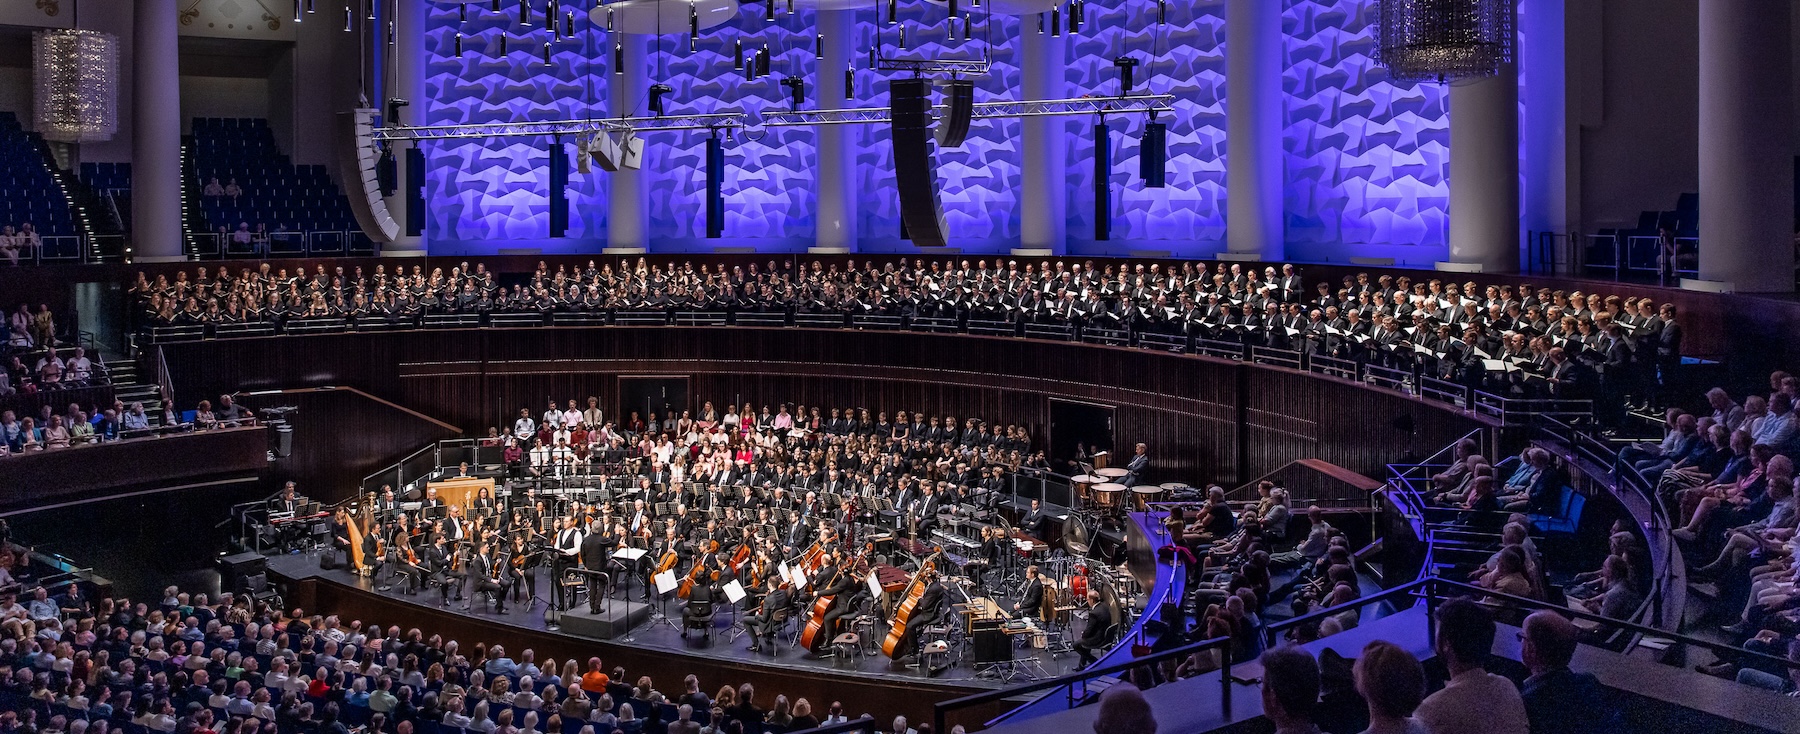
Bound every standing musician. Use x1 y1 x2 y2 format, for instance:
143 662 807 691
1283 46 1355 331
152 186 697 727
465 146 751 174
579 523 614 614
551 516 585 610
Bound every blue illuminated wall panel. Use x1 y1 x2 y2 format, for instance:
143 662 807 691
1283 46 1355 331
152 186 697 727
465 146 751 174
423 2 610 244
854 7 1022 251
1282 0 1450 258
644 5 818 248
1065 0 1227 250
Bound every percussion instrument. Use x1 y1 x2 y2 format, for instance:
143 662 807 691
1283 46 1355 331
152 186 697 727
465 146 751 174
1070 474 1096 502
1094 467 1130 480
1131 485 1165 511
1158 482 1192 492
1092 482 1127 509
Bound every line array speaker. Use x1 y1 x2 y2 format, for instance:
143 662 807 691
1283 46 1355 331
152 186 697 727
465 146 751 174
549 142 569 238
337 109 400 243
706 135 725 238
936 79 975 148
1140 121 1166 189
1094 120 1111 241
889 78 948 247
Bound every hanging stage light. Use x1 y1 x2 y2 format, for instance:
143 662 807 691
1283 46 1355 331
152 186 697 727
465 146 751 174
613 40 623 73
306 0 316 14
690 4 700 51
1113 55 1138 95
648 83 673 115
1157 0 1165 25
491 0 501 13
368 0 377 21
1069 0 1081 33
499 34 508 54
886 0 896 25
781 76 804 108
734 38 743 70
898 24 906 48
764 0 775 22
948 0 958 21
454 31 464 55
343 4 353 31
757 44 770 77
294 0 303 23
542 40 553 65
520 0 532 26
1049 6 1059 36
1037 12 1044 34
566 11 575 37
544 0 555 31
844 62 853 99
606 7 614 30
815 33 823 60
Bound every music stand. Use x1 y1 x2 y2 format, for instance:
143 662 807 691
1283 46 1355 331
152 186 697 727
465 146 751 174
648 569 679 629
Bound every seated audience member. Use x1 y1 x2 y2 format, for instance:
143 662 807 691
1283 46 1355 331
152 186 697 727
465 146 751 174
1415 599 1528 734
202 177 226 197
1519 610 1619 734
1352 641 1428 734
1090 682 1156 734
1260 646 1323 734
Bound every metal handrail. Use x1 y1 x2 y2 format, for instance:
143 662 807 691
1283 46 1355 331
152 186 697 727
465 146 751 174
786 716 876 734
931 634 1235 734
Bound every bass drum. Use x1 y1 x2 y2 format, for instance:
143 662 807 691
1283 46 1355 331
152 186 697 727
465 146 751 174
1060 513 1094 558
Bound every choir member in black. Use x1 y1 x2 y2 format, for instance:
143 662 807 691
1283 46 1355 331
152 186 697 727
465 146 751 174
743 577 791 653
1073 589 1112 668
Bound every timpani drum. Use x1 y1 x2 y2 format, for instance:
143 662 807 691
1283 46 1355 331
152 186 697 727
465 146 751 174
1132 485 1165 511
1071 474 1096 503
1092 482 1127 510
1094 467 1130 481
1159 481 1192 493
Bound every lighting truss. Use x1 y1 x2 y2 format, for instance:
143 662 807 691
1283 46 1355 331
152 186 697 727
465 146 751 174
369 112 748 141
760 94 1175 127
870 56 992 76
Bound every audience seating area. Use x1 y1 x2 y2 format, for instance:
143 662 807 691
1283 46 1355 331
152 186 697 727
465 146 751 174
0 112 75 240
189 118 358 238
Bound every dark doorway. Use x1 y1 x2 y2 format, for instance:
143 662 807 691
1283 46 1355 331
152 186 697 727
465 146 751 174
619 376 690 430
1049 398 1114 474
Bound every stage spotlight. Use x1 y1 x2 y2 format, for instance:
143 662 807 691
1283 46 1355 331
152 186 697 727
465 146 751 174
1114 55 1138 95
491 0 501 13
899 24 906 48
1070 0 1081 33
344 4 354 31
690 5 700 49
542 40 553 66
306 0 315 14
734 38 744 70
886 0 896 24
369 0 378 20
294 0 302 23
765 0 775 22
499 34 508 55
454 32 463 55
459 3 467 22
1157 0 1166 25
844 62 854 99
544 0 555 30
613 40 623 74
781 76 805 108
566 10 575 36
757 45 771 77
520 0 531 26
1050 7 1059 36
648 83 674 115
606 7 614 30
948 0 958 20
815 33 824 60
1037 12 1044 34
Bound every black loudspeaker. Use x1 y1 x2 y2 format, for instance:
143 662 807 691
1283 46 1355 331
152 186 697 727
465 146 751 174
971 621 1012 663
705 135 725 238
1094 120 1111 241
549 143 569 238
270 422 293 458
404 148 425 236
1140 121 1166 189
376 149 396 196
936 79 975 148
889 78 948 248
217 552 266 591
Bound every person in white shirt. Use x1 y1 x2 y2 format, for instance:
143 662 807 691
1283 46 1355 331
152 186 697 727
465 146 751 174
65 348 93 382
542 400 563 433
1413 599 1528 734
514 409 537 443
562 401 583 429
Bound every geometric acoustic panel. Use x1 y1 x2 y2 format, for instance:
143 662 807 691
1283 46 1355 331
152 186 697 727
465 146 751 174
1282 0 1450 254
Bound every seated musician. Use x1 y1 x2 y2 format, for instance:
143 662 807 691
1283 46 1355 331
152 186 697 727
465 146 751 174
328 509 352 566
470 541 511 613
1021 499 1049 537
388 524 427 595
680 579 717 639
815 553 860 646
964 526 1000 586
426 534 464 605
744 576 790 653
896 571 946 662
1013 565 1045 622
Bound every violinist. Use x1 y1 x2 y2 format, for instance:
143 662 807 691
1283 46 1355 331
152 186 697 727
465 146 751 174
469 541 511 613
744 576 790 653
388 521 427 595
426 534 463 605
507 534 537 606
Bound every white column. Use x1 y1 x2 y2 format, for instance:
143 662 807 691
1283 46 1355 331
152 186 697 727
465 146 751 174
604 34 649 254
1442 4 1520 274
1224 0 1283 261
1016 27 1065 256
131 0 183 262
382 0 428 256
1694 0 1794 293
812 9 857 253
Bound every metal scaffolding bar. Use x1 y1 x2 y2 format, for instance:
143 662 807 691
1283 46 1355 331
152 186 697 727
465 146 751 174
761 94 1176 128
369 112 749 141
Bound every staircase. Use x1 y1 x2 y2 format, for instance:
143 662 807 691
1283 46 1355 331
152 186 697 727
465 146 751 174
106 359 167 428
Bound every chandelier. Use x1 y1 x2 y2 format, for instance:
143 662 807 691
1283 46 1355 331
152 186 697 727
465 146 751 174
33 28 119 143
1374 0 1512 83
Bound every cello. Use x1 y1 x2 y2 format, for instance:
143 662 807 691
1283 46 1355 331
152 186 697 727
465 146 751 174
797 550 842 652
677 539 720 599
881 550 943 658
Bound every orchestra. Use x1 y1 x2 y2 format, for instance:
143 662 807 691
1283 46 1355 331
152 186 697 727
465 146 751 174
315 398 1131 671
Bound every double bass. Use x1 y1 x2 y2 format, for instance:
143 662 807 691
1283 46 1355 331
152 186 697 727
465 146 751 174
797 549 841 652
881 550 943 658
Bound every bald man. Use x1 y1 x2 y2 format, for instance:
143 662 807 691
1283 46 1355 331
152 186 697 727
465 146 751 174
1519 611 1617 734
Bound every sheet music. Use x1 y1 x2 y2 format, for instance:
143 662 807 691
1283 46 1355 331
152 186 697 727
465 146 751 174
722 579 747 604
653 570 677 595
613 548 648 561
866 571 884 598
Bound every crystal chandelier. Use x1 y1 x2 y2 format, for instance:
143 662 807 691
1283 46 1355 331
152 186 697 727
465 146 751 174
1374 0 1512 83
33 29 119 143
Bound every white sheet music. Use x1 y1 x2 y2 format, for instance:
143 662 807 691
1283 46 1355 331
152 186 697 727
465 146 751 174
866 571 883 599
778 562 795 587
722 579 747 604
613 548 648 561
653 570 678 595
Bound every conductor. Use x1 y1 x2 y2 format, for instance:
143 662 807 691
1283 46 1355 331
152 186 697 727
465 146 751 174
579 528 613 614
